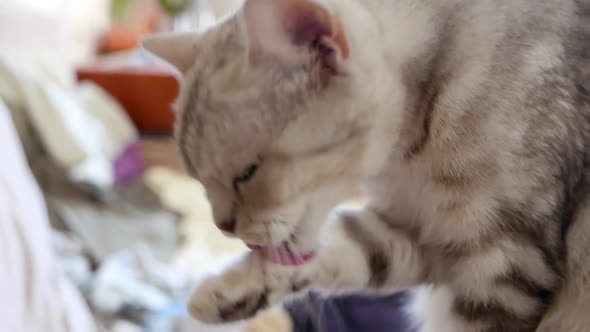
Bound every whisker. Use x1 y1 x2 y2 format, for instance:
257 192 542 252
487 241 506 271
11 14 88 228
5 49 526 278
278 245 287 265
286 241 298 265
264 220 273 245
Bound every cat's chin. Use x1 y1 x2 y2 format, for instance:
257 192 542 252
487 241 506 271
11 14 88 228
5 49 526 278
247 243 319 266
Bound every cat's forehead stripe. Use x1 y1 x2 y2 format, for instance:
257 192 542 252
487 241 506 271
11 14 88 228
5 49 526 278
177 68 206 178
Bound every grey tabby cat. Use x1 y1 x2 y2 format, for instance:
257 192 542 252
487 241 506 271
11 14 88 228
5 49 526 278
143 0 590 331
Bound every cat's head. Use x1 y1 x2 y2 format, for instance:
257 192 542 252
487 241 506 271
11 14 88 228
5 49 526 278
143 0 387 265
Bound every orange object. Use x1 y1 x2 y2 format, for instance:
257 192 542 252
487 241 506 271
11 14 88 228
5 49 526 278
101 26 144 53
101 5 164 53
77 66 179 134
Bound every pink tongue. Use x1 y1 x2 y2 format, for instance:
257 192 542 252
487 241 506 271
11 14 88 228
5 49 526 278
247 244 318 266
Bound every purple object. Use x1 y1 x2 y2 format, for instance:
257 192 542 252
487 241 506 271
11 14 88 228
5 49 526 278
113 140 144 185
284 290 419 332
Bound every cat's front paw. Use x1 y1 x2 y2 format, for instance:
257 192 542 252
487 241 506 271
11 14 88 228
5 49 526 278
243 307 293 332
188 255 268 323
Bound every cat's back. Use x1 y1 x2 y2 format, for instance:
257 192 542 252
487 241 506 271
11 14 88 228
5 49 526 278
568 0 590 97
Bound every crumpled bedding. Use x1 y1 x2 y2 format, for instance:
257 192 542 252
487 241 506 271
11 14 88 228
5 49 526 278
0 60 141 190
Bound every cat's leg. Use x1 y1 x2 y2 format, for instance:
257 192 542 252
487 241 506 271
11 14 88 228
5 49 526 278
188 207 425 323
536 198 590 332
405 238 557 332
536 281 590 332
243 235 558 332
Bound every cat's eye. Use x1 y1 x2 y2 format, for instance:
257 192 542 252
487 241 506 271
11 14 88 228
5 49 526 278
234 163 259 187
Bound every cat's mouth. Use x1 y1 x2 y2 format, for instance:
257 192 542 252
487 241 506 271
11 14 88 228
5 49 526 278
244 205 320 266
246 243 318 266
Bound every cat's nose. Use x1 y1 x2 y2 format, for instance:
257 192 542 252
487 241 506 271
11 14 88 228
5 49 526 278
219 218 236 234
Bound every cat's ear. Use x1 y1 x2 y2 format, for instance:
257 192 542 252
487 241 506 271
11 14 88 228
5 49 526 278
244 0 349 80
141 32 200 74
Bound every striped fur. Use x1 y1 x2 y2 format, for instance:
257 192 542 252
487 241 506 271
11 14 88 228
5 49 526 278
143 0 590 330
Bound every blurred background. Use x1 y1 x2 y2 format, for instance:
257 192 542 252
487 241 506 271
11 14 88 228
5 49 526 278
0 1 248 331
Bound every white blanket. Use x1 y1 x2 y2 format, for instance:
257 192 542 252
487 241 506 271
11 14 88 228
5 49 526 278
0 100 96 332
